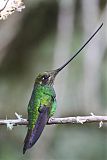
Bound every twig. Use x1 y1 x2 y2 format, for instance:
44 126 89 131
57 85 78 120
0 113 107 128
0 0 25 20
0 0 9 12
48 115 107 125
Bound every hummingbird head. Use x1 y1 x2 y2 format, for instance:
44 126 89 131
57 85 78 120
35 23 103 86
35 69 59 86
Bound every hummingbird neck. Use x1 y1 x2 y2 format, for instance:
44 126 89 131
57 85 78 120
55 23 103 74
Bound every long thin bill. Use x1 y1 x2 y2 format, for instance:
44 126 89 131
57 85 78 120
56 23 103 73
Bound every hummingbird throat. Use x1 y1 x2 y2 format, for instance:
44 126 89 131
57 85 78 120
55 23 103 75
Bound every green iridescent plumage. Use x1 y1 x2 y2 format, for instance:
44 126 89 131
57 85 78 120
23 71 58 154
23 23 103 154
28 84 56 130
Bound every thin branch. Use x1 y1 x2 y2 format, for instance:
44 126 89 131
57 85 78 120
48 115 107 125
0 113 107 129
0 0 9 12
0 0 25 20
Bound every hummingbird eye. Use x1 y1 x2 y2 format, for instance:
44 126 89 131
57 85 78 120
42 75 50 80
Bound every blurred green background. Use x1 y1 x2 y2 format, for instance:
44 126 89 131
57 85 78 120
0 0 107 159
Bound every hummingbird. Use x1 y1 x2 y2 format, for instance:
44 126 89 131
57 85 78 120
23 23 103 154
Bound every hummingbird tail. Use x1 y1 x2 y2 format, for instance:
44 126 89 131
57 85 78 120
23 106 50 154
23 129 32 154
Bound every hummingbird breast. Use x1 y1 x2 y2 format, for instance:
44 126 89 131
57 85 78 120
23 84 56 153
28 84 56 129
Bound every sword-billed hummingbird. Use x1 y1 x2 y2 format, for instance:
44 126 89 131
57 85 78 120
23 23 103 154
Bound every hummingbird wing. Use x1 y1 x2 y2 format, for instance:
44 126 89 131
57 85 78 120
23 84 56 154
23 105 49 154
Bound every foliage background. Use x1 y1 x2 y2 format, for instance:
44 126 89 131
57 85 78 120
0 0 107 159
